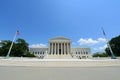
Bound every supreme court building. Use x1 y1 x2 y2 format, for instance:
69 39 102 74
29 36 92 59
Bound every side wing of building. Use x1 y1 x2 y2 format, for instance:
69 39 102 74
29 48 48 59
71 48 92 59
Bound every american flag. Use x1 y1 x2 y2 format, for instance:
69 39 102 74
101 27 106 36
16 30 20 35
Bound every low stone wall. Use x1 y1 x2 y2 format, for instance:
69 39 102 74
93 57 120 60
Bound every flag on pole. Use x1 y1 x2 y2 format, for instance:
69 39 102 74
6 30 19 58
16 30 20 35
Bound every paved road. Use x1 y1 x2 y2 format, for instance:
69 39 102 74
0 66 120 80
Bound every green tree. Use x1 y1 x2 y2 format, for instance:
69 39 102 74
0 40 13 56
92 52 108 57
0 38 35 57
15 38 29 56
24 52 35 57
105 35 120 56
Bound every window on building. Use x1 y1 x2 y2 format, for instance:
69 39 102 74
86 52 88 54
40 52 42 54
84 52 85 54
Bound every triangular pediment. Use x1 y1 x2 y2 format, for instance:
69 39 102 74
50 36 70 40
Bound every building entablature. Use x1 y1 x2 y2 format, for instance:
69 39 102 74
49 36 71 43
49 40 71 43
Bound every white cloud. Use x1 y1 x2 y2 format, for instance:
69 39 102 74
98 38 107 42
93 44 107 51
29 43 47 48
99 44 107 50
78 38 97 45
77 38 107 53
77 38 106 46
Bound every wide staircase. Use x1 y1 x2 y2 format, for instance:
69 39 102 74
45 54 72 59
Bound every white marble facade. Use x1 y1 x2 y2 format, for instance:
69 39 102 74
29 36 92 59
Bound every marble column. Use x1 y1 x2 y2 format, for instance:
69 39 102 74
58 43 59 55
61 43 63 55
69 43 71 54
50 43 52 54
64 43 65 55
53 43 55 55
56 43 58 55
65 43 67 54
67 43 69 54
55 43 56 55
51 43 53 54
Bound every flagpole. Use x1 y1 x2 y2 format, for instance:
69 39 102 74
6 31 17 58
101 28 116 59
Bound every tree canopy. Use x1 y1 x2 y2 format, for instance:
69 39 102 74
105 35 120 56
92 52 108 57
0 38 35 57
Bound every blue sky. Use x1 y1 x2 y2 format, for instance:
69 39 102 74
0 0 120 53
